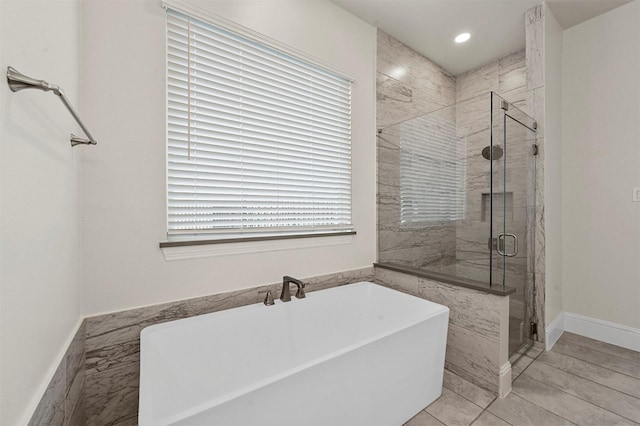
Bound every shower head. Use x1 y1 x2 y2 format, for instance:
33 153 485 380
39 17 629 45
481 145 503 160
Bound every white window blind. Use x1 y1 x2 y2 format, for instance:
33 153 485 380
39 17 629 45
399 114 465 224
166 9 353 238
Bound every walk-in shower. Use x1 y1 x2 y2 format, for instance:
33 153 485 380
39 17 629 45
377 91 538 357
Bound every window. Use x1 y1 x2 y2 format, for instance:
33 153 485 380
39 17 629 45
166 9 353 241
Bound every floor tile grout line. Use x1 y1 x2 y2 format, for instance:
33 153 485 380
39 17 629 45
508 382 581 426
551 346 640 380
424 387 487 426
418 408 446 426
468 343 545 425
468 403 512 426
498 348 584 426
511 343 545 380
441 382 496 410
554 338 640 366
560 334 640 362
515 370 637 423
535 353 640 400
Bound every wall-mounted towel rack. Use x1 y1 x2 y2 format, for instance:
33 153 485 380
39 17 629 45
6 66 97 147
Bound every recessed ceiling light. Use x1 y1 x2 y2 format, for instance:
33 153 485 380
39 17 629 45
455 33 471 43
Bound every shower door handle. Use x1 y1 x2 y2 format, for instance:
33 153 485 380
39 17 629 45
496 233 518 257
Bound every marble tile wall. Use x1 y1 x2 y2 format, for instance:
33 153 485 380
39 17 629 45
377 29 456 129
453 51 528 282
455 53 540 356
374 266 510 395
376 19 547 358
29 321 86 426
525 4 546 341
83 267 374 425
376 29 536 291
377 29 458 270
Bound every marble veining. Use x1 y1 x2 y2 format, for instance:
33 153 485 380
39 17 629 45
85 362 139 426
83 267 373 425
29 321 86 426
525 4 546 341
29 363 65 426
374 266 509 393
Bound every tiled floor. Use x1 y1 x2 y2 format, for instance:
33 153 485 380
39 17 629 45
405 333 640 426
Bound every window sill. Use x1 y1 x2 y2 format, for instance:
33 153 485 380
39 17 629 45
160 231 356 261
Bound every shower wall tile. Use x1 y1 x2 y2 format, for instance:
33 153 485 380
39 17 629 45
526 9 544 90
456 49 526 106
29 321 86 426
453 46 533 356
418 278 503 340
446 324 501 392
457 62 499 103
377 30 456 129
374 266 510 393
82 267 373 425
455 94 492 137
377 30 456 106
500 87 528 112
374 266 422 296
377 30 462 271
534 205 546 276
379 227 455 252
526 4 544 24
377 73 443 128
525 3 546 341
535 273 546 337
499 50 527 93
526 87 545 133
380 248 455 271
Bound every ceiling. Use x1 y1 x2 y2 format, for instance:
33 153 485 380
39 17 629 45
330 0 633 76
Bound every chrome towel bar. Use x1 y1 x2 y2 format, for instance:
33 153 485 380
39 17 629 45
6 66 97 147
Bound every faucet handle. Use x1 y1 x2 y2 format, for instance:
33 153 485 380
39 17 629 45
295 283 306 299
263 290 275 306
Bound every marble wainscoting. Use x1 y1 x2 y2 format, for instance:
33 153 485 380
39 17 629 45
374 266 512 397
29 321 86 426
83 267 374 425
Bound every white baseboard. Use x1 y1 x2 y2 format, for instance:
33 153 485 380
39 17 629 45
545 311 640 352
498 362 512 398
564 312 640 352
545 312 565 351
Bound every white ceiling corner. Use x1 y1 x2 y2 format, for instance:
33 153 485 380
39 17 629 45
330 0 634 76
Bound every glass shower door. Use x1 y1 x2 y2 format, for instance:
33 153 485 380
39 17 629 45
490 93 538 357
490 94 507 289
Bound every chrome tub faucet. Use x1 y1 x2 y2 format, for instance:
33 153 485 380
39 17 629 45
280 276 306 302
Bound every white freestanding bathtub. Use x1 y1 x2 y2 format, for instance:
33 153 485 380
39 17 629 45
139 282 449 426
